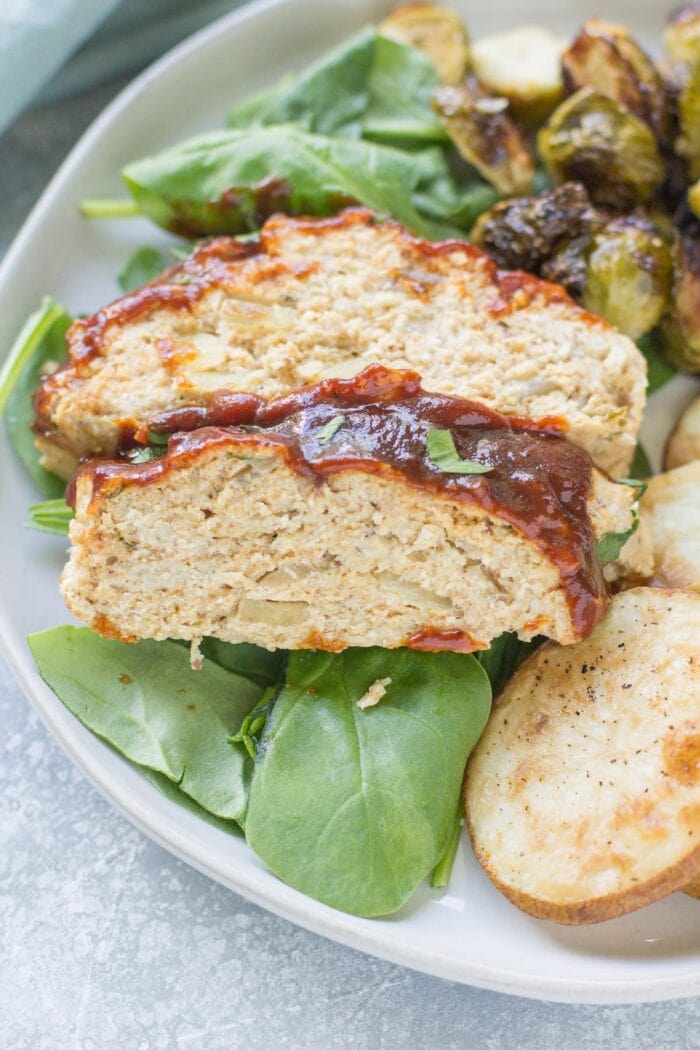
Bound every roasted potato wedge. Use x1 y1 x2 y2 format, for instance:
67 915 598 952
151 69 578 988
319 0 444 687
641 461 700 590
660 233 700 373
465 587 700 925
537 88 665 209
379 3 470 84
433 80 534 195
562 18 669 138
471 25 565 124
666 396 700 468
685 873 700 899
582 215 673 340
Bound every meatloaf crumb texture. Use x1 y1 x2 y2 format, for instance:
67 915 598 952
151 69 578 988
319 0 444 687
61 431 638 652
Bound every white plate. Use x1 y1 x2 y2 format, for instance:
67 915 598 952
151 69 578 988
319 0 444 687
1 0 699 1006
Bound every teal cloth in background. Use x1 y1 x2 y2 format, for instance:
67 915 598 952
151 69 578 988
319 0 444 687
1 0 246 135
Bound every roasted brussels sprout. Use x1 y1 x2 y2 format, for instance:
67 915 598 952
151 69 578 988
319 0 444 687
664 4 700 73
379 3 470 84
537 88 664 209
677 58 700 178
471 182 594 279
690 177 700 217
471 26 565 124
432 81 534 195
582 215 674 340
660 233 700 371
561 19 670 139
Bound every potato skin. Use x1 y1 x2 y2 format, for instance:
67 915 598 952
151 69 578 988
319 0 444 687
665 396 700 469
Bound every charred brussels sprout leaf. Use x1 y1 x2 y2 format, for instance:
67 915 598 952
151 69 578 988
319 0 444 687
582 216 674 340
664 5 700 73
471 26 565 125
537 88 664 209
471 182 594 281
562 18 670 138
677 58 700 179
660 233 700 372
432 80 534 195
378 3 470 85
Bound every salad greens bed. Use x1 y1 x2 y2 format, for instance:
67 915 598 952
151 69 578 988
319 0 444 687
0 9 685 917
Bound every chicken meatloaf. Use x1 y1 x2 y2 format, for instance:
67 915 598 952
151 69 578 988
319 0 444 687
36 208 646 480
61 367 641 653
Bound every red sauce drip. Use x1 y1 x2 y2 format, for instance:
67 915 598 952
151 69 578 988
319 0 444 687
406 628 485 653
71 365 609 640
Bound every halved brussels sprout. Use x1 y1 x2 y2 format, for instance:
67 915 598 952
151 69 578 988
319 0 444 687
664 4 700 72
471 26 565 124
562 18 670 138
432 81 534 195
582 216 674 340
677 58 700 178
378 3 470 84
690 177 700 217
537 88 664 208
660 233 700 372
471 182 593 279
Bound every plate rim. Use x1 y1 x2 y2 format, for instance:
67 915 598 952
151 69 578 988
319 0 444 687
1 0 699 1005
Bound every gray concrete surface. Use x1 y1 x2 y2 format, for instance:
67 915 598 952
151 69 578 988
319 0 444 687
1 77 699 1050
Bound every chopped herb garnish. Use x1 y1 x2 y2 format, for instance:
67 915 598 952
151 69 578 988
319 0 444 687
317 414 345 445
595 479 647 566
426 427 492 475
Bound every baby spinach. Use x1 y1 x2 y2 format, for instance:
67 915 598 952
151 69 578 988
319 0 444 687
227 28 445 146
122 127 466 240
595 478 647 566
27 498 74 536
477 632 541 696
117 245 172 293
139 767 243 836
0 297 71 498
637 329 676 394
195 638 286 689
28 627 263 824
244 648 491 917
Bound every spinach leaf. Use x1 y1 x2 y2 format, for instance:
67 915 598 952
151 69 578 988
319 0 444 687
122 127 464 240
27 498 73 536
245 648 491 917
117 246 172 293
0 297 71 498
139 767 243 836
227 28 444 145
637 329 676 394
430 806 462 888
595 478 647 566
477 633 541 696
28 627 262 824
426 427 492 474
629 441 652 481
196 638 286 689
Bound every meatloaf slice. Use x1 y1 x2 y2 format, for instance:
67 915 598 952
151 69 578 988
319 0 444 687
36 208 646 479
61 367 640 653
